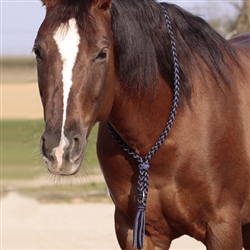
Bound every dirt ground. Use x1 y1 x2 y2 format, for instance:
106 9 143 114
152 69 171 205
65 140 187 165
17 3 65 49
2 192 205 250
1 82 205 249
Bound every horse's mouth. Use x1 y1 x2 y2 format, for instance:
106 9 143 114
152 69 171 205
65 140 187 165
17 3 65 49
44 153 84 176
43 145 84 176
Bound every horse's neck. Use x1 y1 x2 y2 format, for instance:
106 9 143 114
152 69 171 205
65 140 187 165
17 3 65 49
108 75 173 158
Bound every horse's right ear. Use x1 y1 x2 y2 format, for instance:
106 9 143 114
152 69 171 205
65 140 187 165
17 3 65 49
93 0 112 11
41 0 58 10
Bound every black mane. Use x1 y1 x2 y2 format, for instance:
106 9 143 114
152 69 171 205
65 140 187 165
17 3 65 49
111 0 239 101
48 0 239 102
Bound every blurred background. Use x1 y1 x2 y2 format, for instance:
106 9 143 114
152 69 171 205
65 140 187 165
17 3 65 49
0 0 249 249
1 0 106 198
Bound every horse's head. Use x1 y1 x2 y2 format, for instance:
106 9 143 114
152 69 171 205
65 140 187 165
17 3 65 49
34 0 114 175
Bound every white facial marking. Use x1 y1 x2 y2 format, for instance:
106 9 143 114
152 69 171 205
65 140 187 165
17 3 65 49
53 18 80 168
53 135 69 170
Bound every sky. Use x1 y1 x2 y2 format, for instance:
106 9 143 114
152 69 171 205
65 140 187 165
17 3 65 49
0 0 241 56
1 1 46 56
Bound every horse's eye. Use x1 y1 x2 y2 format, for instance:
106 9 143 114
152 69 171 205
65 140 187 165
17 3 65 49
33 48 42 60
96 51 107 60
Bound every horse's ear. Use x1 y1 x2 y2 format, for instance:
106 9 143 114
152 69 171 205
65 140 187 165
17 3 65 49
41 0 58 10
93 0 112 11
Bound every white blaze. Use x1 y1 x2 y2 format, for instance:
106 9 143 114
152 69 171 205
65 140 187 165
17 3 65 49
53 18 80 168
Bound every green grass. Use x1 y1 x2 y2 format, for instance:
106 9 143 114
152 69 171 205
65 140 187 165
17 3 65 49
18 180 111 203
1 56 38 83
1 120 99 180
19 182 107 194
1 56 35 68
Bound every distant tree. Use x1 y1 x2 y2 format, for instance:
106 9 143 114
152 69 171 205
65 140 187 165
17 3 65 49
235 0 250 34
202 1 241 37
225 0 249 38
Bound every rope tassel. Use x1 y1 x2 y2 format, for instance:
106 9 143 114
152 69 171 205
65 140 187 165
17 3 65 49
133 162 150 249
133 207 145 249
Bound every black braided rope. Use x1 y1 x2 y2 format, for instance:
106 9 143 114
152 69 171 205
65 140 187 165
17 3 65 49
106 5 180 249
145 5 180 163
107 122 143 163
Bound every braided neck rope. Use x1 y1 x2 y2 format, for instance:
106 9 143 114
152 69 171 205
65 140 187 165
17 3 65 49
107 5 180 249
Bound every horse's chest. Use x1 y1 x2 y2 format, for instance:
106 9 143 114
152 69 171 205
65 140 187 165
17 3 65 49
109 176 207 241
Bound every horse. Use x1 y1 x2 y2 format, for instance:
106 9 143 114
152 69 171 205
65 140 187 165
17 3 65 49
34 0 250 249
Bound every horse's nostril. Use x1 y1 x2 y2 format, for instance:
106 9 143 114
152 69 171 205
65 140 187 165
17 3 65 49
70 135 84 162
72 136 81 152
41 136 47 158
40 135 52 160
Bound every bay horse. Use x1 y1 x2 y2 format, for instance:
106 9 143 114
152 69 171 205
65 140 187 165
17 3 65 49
34 0 250 249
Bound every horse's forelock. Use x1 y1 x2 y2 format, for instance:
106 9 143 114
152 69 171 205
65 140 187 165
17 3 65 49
43 0 96 36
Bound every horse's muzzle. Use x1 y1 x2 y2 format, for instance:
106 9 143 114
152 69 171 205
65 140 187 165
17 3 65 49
40 130 86 176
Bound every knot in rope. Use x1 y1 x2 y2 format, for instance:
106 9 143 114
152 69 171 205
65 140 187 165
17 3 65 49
138 162 150 171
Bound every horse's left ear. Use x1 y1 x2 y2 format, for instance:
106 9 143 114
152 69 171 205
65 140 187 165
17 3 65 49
41 0 58 10
93 0 112 11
